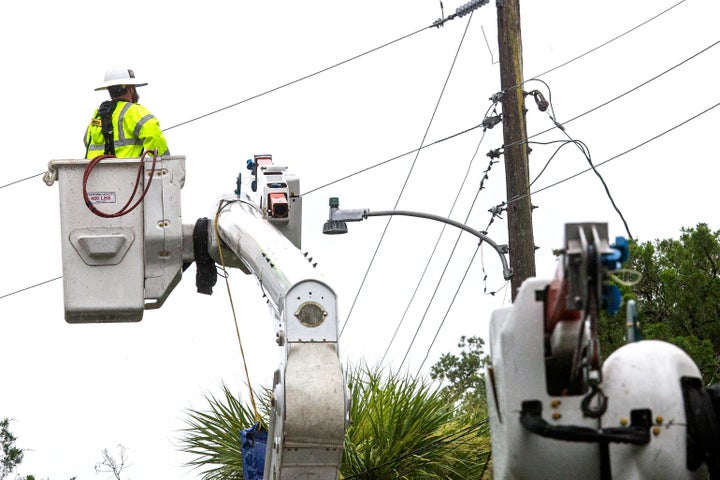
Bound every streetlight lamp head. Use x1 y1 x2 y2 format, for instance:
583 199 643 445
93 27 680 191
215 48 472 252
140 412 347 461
323 197 348 234
323 220 348 235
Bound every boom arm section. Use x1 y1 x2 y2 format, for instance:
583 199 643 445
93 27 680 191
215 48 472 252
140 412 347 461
214 159 346 480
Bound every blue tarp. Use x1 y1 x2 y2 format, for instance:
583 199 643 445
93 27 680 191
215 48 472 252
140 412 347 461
240 422 267 480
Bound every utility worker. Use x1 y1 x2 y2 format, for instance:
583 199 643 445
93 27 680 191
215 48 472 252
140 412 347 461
84 68 169 159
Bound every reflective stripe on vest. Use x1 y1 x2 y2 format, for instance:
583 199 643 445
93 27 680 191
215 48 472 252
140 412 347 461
84 101 168 159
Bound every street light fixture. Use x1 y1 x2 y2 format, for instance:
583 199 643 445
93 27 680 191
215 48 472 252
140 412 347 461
322 197 513 280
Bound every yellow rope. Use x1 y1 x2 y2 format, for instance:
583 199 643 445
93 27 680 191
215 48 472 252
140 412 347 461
214 200 262 424
608 268 643 287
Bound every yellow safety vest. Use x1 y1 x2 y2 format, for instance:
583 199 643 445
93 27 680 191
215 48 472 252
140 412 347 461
84 101 169 159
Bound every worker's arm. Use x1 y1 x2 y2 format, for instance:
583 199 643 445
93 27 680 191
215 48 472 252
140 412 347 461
132 104 170 156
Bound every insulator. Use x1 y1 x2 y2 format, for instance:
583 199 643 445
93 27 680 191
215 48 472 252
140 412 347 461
455 0 490 18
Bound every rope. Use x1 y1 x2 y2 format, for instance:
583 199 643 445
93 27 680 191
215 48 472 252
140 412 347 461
213 200 261 423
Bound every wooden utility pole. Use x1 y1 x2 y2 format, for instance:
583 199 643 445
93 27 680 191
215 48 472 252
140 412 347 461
496 0 535 300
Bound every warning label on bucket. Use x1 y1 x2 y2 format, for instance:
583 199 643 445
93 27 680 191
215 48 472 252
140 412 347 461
88 192 116 204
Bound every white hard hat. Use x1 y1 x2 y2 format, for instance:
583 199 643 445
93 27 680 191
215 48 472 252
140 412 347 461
94 68 148 91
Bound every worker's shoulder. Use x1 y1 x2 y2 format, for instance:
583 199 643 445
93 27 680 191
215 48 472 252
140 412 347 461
123 101 155 117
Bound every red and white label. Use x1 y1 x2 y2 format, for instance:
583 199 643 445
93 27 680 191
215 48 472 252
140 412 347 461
88 192 116 204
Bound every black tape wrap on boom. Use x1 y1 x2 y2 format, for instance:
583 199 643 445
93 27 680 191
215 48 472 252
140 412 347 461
96 100 117 155
193 217 218 295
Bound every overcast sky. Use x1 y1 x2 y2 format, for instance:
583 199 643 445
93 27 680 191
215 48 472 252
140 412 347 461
1 0 719 477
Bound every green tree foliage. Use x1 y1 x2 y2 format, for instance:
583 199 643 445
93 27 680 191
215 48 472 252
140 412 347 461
429 336 489 416
600 223 720 383
180 367 490 479
179 385 271 480
0 418 23 480
0 419 71 480
343 365 490 479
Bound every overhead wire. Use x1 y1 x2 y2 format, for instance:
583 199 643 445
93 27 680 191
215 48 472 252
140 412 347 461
560 134 634 239
511 100 720 203
409 156 504 374
516 72 641 240
530 0 687 80
163 24 435 132
414 246 480 376
494 40 720 241
506 138 603 205
0 172 44 190
11 32 705 196
302 122 483 197
479 0 692 155
517 39 720 148
410 203 512 375
529 87 636 238
0 276 62 301
393 131 487 371
379 108 494 366
339 12 476 337
525 140 584 191
394 129 498 371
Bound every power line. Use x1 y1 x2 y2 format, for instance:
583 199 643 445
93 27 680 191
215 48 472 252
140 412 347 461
0 172 44 190
412 208 511 376
488 42 720 237
559 135 633 240
10 33 709 196
526 140 581 190
521 39 720 146
302 122 483 196
340 13 476 337
509 139 618 206
380 126 490 366
416 246 480 375
512 100 720 203
162 24 434 132
403 154 501 373
530 0 688 80
395 144 498 371
0 276 62 301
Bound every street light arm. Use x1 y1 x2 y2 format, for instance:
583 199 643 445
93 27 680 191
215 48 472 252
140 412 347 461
366 210 513 280
323 198 512 280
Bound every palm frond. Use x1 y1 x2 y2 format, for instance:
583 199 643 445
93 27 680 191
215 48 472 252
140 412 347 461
178 383 271 479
